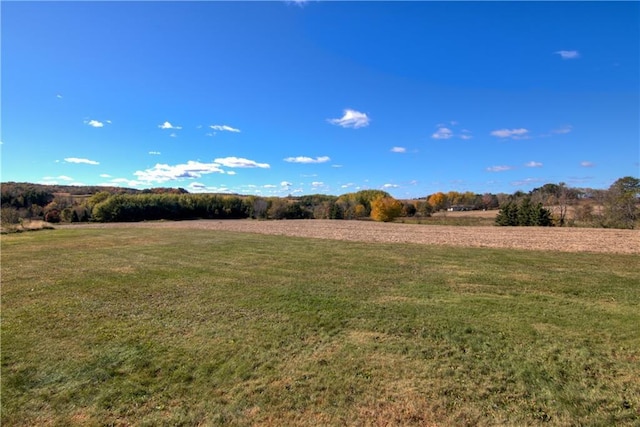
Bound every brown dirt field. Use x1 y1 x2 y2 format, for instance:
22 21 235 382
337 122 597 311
61 220 640 254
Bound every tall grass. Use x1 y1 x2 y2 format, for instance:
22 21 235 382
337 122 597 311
2 227 639 425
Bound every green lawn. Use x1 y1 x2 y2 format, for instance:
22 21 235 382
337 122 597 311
2 227 639 426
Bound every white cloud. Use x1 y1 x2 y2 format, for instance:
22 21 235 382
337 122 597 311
328 109 370 129
149 151 161 155
486 165 514 172
85 119 104 128
284 156 330 164
158 121 182 130
525 161 543 168
214 157 270 168
555 50 580 59
382 183 399 188
210 124 241 133
281 181 293 188
552 125 572 134
64 157 99 165
227 171 237 175
43 175 73 182
170 132 178 138
264 184 277 188
341 183 354 189
490 128 529 139
134 161 225 183
580 161 595 168
390 147 406 153
432 127 453 140
109 178 144 187
187 182 230 194
311 181 324 187
56 94 63 99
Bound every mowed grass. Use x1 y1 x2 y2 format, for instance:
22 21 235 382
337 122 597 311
2 227 639 426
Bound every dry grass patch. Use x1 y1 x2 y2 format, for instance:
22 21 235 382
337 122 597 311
62 219 640 253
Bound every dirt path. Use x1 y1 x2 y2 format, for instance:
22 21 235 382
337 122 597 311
61 220 640 254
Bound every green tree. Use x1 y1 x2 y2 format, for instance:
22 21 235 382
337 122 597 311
602 176 640 229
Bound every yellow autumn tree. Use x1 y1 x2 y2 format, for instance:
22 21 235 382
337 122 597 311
427 192 447 211
370 196 403 222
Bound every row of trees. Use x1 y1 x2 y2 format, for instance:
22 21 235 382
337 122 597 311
495 198 553 226
1 176 638 228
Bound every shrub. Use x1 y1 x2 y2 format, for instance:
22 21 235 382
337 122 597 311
44 209 61 223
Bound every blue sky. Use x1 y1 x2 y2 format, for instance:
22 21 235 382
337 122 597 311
2 1 638 198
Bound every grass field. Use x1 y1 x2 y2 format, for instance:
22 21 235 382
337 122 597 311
2 226 639 426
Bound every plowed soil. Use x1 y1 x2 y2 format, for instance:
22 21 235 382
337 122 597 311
64 220 640 254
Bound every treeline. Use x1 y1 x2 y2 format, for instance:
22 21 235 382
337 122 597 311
0 184 415 224
492 177 639 229
1 176 638 228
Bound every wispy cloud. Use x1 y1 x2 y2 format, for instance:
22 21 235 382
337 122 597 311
580 161 595 168
512 178 545 187
382 183 399 189
552 125 573 134
284 156 330 164
158 121 182 130
100 174 112 178
214 157 270 168
85 119 105 128
64 157 99 165
149 151 161 155
134 161 225 183
56 94 63 99
525 161 543 168
486 165 514 172
555 50 580 59
390 146 406 153
210 124 241 133
328 109 370 129
432 127 453 140
311 181 324 187
490 128 529 139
